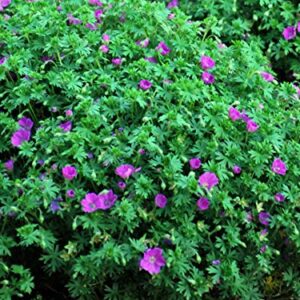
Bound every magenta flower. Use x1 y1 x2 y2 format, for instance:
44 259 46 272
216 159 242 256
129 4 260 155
167 0 178 9
97 190 118 210
86 23 98 30
66 189 75 198
155 194 167 208
103 34 110 42
0 0 11 11
140 247 166 275
228 107 241 121
200 56 215 69
139 80 152 90
138 148 146 155
136 38 150 48
112 58 122 65
11 129 31 147
0 56 7 65
144 57 158 64
282 26 296 40
197 197 210 211
274 193 285 202
199 172 219 190
233 165 241 174
259 211 271 226
115 164 136 179
260 245 267 253
241 110 251 122
100 45 109 53
65 109 73 117
89 0 103 6
60 121 72 132
118 181 126 190
156 41 171 55
62 165 77 180
271 158 287 175
261 71 274 82
201 72 215 84
4 159 14 170
94 9 103 20
168 13 175 19
189 158 201 170
67 14 82 25
298 22 300 33
81 193 99 213
18 117 34 130
246 120 259 132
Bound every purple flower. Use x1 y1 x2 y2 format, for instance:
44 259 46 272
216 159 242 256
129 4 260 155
189 158 201 170
241 110 251 122
271 158 287 175
167 0 178 9
81 193 99 213
0 56 7 65
118 181 126 190
94 9 103 20
86 23 98 30
259 211 271 226
212 260 221 265
51 163 58 170
100 45 109 53
41 56 54 63
197 197 210 211
112 58 122 65
89 0 103 6
97 190 118 210
260 244 267 253
38 159 44 166
87 152 94 159
103 34 110 42
246 211 253 222
0 0 11 10
155 194 167 208
57 5 62 11
261 71 275 82
233 165 241 174
168 13 175 20
246 120 259 132
199 172 219 190
66 189 75 198
115 164 136 179
201 72 215 84
282 26 296 40
156 41 171 55
144 56 158 63
260 229 268 236
62 165 77 180
140 247 166 275
11 129 31 147
18 117 33 130
139 80 152 90
50 200 61 213
67 14 82 25
136 38 150 48
274 193 285 202
60 121 72 132
65 109 73 117
4 159 14 170
228 107 241 121
138 148 146 155
200 56 215 69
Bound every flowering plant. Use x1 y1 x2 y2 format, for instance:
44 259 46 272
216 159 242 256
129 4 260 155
0 0 300 299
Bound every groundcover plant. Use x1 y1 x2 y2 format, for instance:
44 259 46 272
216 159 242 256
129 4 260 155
1 0 300 299
176 0 300 80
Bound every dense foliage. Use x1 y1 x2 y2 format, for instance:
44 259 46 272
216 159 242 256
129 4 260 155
178 0 300 80
1 0 300 299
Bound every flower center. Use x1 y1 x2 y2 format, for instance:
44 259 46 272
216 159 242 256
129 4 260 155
149 256 156 264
